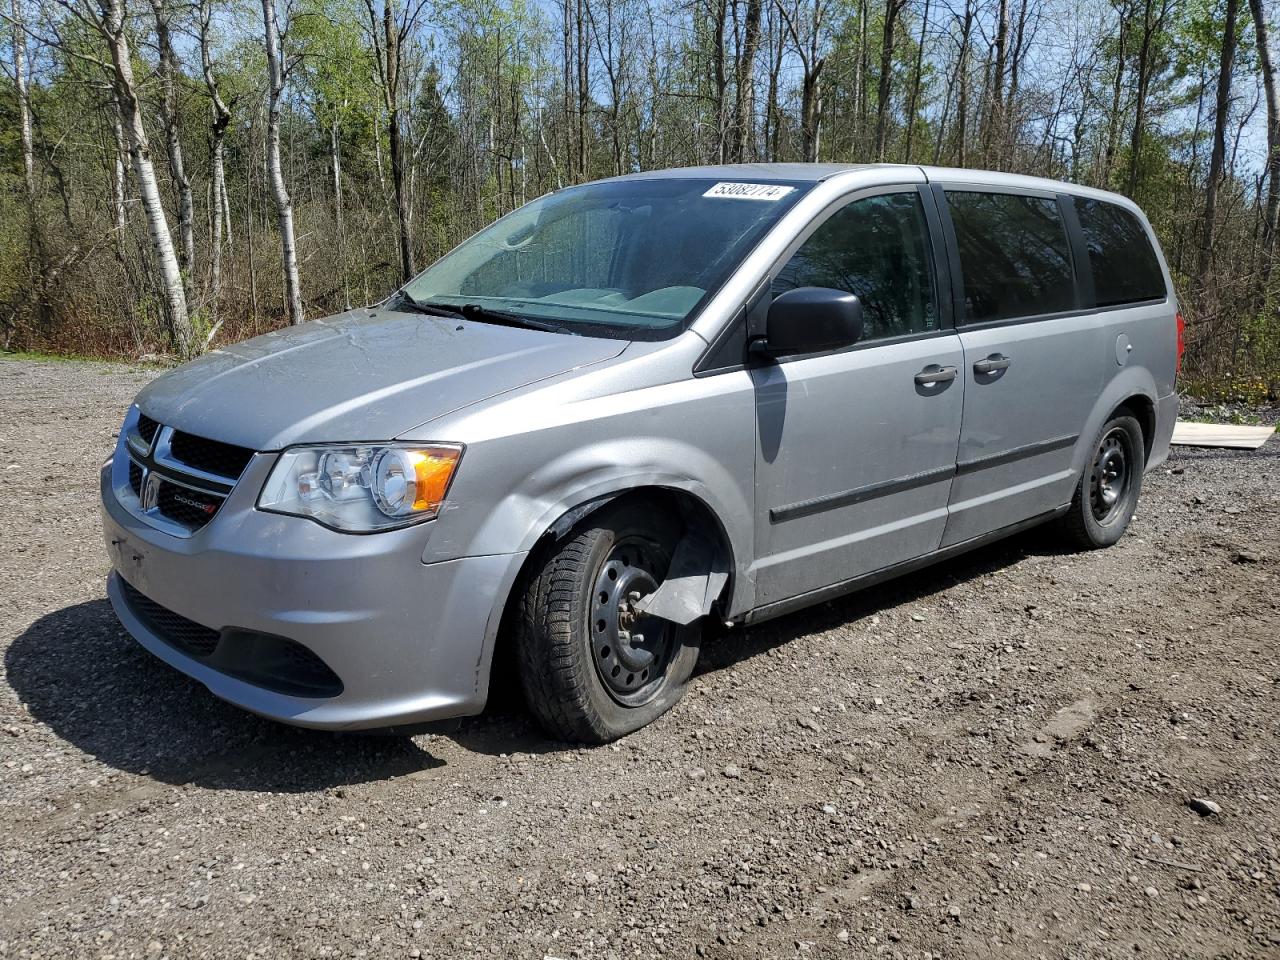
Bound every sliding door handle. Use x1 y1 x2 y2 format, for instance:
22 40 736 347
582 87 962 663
973 354 1011 374
915 364 958 386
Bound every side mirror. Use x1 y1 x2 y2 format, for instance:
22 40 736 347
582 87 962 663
760 287 864 355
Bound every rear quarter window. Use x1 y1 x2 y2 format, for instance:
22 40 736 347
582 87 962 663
1073 198 1167 306
947 191 1076 323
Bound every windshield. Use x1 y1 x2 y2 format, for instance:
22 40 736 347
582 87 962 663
399 177 809 340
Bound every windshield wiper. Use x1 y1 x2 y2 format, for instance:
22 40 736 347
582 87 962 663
456 303 577 335
389 290 466 320
391 292 575 335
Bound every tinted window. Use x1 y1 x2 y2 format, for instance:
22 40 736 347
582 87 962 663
947 191 1075 322
773 192 937 341
1074 198 1166 306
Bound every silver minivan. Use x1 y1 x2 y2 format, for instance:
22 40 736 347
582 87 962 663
101 164 1181 742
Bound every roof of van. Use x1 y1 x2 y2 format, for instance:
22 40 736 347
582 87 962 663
609 163 1137 208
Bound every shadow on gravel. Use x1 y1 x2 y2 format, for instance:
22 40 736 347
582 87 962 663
6 525 1086 773
5 600 445 792
695 525 1074 678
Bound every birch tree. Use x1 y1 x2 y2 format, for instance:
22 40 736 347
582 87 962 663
198 0 232 319
262 0 305 324
149 0 195 288
45 0 197 354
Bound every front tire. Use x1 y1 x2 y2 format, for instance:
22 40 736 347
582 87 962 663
1059 412 1145 549
514 500 701 743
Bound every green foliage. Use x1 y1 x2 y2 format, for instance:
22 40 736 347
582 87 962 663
0 0 1274 392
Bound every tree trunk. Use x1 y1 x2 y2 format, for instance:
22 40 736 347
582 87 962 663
1100 6 1128 186
331 117 350 309
874 0 903 160
11 0 34 202
199 0 232 318
985 0 1009 163
99 0 194 355
903 0 930 161
1128 0 1168 197
1197 0 1239 288
955 1 974 166
731 0 762 161
262 0 305 325
800 60 825 161
383 0 415 282
1248 0 1280 274
150 0 195 289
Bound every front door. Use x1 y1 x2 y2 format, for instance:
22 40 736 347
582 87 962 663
752 187 965 609
936 187 1105 546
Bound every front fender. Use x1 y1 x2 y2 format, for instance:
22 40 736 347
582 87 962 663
427 436 754 612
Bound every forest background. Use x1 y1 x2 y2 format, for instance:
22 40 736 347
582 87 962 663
2 0 1277 398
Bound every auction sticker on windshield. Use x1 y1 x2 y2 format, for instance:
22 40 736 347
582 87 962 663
702 182 797 201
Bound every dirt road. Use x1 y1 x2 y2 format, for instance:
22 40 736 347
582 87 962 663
1 357 1277 959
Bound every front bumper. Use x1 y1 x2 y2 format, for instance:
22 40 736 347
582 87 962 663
101 460 524 730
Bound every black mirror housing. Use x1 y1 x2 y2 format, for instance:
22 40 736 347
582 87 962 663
761 287 864 355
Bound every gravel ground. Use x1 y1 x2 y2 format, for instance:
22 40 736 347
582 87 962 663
1 356 1278 960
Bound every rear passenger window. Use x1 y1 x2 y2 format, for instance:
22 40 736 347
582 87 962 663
1073 198 1166 306
947 191 1075 323
773 192 937 342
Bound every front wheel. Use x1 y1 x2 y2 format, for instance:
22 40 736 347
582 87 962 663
513 500 701 743
1059 412 1145 549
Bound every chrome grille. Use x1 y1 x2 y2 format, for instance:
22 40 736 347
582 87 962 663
119 413 256 536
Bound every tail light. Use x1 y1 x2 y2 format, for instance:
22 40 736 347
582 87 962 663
1175 312 1185 374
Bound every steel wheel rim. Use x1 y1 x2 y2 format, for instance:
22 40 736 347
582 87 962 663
589 536 675 707
1090 428 1130 523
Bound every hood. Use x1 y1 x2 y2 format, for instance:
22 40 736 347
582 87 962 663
136 308 628 449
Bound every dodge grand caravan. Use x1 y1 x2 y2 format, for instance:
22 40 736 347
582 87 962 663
102 164 1180 742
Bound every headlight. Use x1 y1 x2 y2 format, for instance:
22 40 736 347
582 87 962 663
258 443 462 532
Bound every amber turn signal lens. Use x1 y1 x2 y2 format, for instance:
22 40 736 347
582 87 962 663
410 449 461 512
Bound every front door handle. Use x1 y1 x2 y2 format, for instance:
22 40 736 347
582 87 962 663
915 364 958 386
973 354 1011 375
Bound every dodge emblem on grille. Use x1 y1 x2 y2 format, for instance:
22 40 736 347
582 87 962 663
173 491 218 515
140 473 161 511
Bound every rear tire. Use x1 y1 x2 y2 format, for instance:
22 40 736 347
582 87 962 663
514 500 701 743
1059 412 1144 549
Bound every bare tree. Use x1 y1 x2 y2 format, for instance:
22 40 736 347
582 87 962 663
10 0 34 203
903 0 930 161
775 0 826 162
1249 0 1279 274
984 0 1009 163
365 0 428 283
874 0 907 159
198 0 232 324
149 0 195 289
1127 0 1170 197
1197 0 1239 289
731 0 763 161
262 0 304 324
43 0 196 353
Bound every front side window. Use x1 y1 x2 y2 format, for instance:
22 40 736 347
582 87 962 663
773 191 938 341
401 178 808 340
1073 198 1166 307
947 191 1075 323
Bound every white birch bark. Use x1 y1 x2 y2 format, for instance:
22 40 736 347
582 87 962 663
198 0 232 313
262 0 305 325
149 0 195 287
10 0 35 201
95 0 195 356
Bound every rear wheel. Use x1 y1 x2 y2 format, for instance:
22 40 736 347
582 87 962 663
1059 412 1144 549
514 500 700 743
